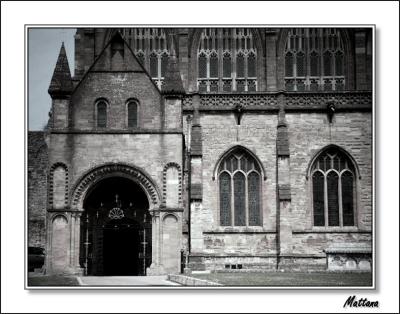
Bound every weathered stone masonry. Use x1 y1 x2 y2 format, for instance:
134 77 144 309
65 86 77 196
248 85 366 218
28 28 373 274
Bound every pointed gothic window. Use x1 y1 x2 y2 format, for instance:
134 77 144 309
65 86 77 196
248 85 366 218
223 52 232 78
197 28 258 92
96 100 107 128
218 148 262 226
285 28 346 91
149 53 158 78
310 147 357 227
121 28 170 89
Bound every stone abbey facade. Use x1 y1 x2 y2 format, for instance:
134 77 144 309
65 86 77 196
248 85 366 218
28 27 373 276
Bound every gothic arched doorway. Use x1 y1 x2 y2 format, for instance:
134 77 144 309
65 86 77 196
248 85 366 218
81 176 152 276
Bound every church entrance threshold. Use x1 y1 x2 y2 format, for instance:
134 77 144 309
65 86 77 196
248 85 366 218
81 176 152 276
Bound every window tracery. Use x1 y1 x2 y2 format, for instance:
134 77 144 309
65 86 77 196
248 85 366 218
218 148 262 226
285 28 345 91
311 148 356 227
197 28 258 92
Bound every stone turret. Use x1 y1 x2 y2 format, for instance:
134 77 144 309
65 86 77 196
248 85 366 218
48 42 73 98
48 42 73 129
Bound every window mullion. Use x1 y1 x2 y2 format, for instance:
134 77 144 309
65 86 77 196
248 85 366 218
230 175 234 226
338 173 343 227
207 55 210 92
324 173 328 227
245 174 249 226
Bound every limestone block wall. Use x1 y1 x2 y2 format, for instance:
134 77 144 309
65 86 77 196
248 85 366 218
48 133 184 208
183 111 279 255
286 111 372 254
71 72 162 130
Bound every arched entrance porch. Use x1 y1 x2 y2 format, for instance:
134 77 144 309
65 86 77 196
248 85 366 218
81 176 151 276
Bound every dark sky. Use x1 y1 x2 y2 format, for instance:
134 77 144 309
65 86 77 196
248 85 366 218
28 28 76 130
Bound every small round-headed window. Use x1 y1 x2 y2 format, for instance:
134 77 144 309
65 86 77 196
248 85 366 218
127 99 139 128
96 100 108 128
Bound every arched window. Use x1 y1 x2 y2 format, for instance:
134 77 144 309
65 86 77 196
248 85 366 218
197 28 258 92
127 100 139 128
96 100 108 128
310 147 356 227
121 28 170 89
284 28 345 91
218 148 262 226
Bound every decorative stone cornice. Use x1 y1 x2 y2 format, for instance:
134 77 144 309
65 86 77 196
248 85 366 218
182 91 372 111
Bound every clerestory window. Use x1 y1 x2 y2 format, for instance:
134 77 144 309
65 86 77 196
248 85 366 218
285 28 345 91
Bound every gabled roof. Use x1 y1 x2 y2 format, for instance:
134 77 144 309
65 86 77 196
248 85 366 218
72 30 160 96
48 42 73 98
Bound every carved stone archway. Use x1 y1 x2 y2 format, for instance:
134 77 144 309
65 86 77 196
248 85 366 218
70 163 161 211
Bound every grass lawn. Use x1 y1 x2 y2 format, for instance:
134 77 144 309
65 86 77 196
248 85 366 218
191 272 372 287
28 275 80 287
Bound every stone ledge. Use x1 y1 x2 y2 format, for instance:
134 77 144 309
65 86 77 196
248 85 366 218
167 274 222 286
293 229 372 234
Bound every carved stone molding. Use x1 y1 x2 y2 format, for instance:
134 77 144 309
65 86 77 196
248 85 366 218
70 163 161 210
48 162 69 209
162 162 183 207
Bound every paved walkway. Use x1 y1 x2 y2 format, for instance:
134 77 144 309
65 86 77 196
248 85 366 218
77 275 180 286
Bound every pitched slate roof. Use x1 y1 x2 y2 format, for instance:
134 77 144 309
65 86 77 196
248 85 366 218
48 42 73 98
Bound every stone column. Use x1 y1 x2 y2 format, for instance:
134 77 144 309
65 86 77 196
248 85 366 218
276 95 293 269
147 209 166 275
71 212 83 274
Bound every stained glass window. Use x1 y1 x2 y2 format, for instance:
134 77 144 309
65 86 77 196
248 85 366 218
197 28 257 92
219 172 231 226
342 171 354 226
237 54 245 78
97 101 107 128
223 53 231 78
198 53 207 78
161 53 169 78
150 53 158 78
327 172 339 226
234 173 246 226
121 28 169 89
310 51 319 76
313 172 325 226
311 148 356 227
335 51 344 76
247 52 256 77
296 52 305 76
323 51 332 76
285 52 294 77
285 28 345 91
210 53 218 78
218 148 262 226
248 172 261 226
